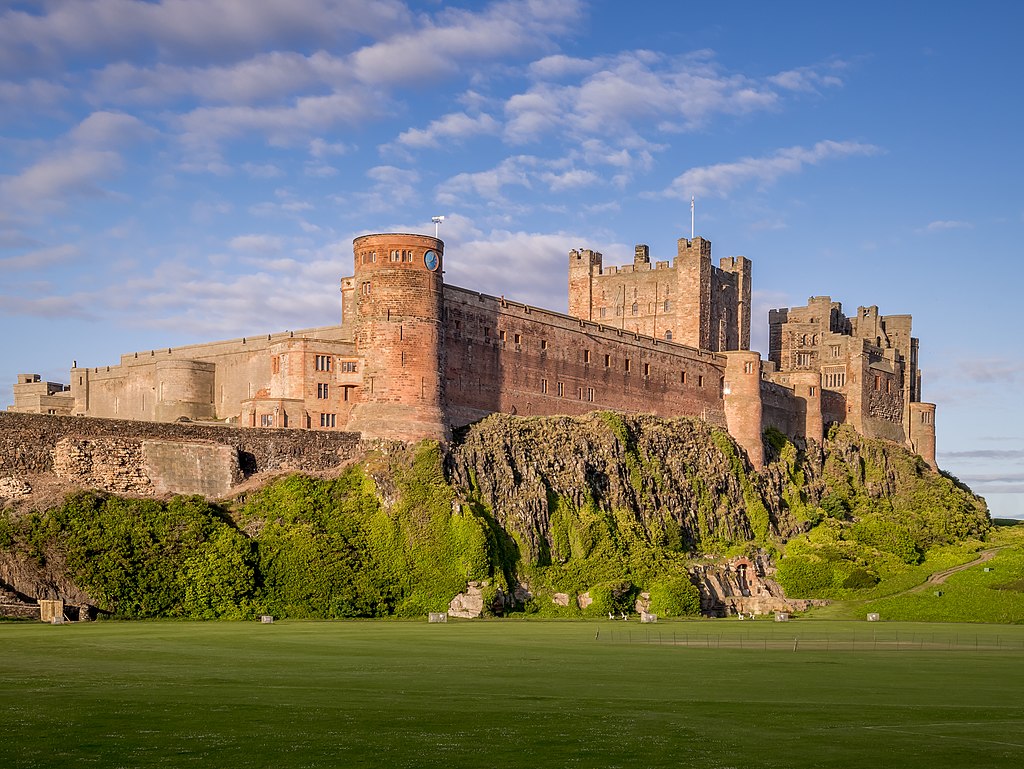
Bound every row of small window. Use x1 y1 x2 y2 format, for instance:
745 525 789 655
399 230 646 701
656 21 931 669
540 369 706 392
598 300 671 318
260 413 339 428
873 375 894 394
540 380 596 401
313 355 357 373
316 383 356 400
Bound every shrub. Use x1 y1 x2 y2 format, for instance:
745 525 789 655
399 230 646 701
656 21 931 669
776 556 834 597
648 574 702 617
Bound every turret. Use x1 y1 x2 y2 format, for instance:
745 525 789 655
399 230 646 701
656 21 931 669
675 236 712 349
345 233 448 442
568 247 602 320
722 351 764 469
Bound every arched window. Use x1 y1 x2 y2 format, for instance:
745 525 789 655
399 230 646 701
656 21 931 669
631 302 638 315
665 330 673 341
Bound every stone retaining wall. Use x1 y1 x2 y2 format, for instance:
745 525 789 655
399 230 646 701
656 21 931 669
0 412 363 479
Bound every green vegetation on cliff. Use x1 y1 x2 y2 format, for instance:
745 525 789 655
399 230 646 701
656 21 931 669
0 413 995 620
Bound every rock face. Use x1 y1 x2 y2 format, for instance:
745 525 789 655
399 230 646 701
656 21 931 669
693 554 826 616
448 582 485 618
448 412 770 563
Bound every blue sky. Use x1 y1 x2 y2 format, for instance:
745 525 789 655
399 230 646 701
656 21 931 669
1 1 1021 516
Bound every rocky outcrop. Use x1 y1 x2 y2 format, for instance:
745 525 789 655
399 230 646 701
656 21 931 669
448 412 770 563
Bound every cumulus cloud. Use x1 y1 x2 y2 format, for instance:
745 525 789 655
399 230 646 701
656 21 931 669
664 140 882 199
436 156 537 206
350 0 583 86
0 0 411 75
0 77 70 114
0 244 80 271
0 148 123 208
69 111 157 147
504 50 791 144
396 112 500 149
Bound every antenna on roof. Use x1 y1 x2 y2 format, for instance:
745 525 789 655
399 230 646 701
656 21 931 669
431 215 445 239
690 196 695 239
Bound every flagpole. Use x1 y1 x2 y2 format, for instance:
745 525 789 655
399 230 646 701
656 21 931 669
690 196 695 239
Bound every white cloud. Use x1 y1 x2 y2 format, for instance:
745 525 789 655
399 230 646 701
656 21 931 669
0 148 123 208
436 156 537 206
539 168 599 192
229 234 287 253
768 64 844 92
69 111 157 148
664 140 882 199
0 78 70 114
350 0 583 86
242 162 283 179
0 0 412 75
0 244 80 271
504 50 789 144
396 112 500 149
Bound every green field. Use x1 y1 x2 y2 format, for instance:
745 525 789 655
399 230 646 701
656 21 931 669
2 620 1023 768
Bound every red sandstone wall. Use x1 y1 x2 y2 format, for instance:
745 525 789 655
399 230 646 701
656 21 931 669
442 287 727 428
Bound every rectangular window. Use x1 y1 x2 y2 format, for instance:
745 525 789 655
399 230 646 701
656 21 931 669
587 387 595 402
261 414 273 427
499 330 506 342
341 361 357 373
583 349 591 364
604 354 611 368
681 371 687 385
541 378 548 394
643 363 650 377
577 387 583 400
540 339 548 351
744 361 755 374
317 382 329 399
343 386 351 402
624 358 631 373
315 355 331 372
809 386 817 396
514 333 521 345
796 352 811 366
320 413 336 427
697 375 704 387
484 327 490 338
874 375 881 391
886 379 891 393
600 307 607 318
557 382 564 397
831 345 841 357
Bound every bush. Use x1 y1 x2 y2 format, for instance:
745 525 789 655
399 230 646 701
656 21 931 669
583 581 634 617
648 574 701 617
841 568 879 590
776 556 834 597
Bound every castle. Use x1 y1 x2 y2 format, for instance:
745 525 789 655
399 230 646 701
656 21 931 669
9 232 937 470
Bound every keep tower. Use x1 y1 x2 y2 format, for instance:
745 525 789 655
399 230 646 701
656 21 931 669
345 233 448 442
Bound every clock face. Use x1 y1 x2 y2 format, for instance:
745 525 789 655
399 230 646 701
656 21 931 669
423 249 440 271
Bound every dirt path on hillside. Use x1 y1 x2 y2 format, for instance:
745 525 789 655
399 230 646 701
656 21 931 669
905 548 1002 594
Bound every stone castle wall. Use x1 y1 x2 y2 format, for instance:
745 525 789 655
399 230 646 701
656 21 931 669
0 412 362 479
442 286 729 430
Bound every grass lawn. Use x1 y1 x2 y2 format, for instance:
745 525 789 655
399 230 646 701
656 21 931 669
2 620 1023 768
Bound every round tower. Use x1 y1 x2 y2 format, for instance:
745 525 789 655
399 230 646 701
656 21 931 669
345 233 448 442
722 350 765 470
